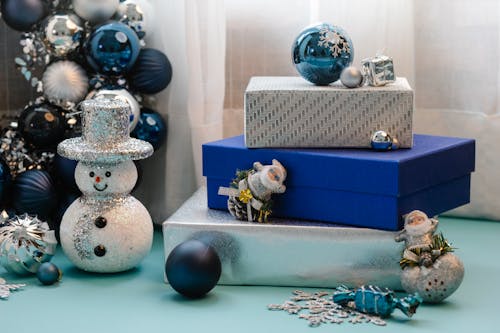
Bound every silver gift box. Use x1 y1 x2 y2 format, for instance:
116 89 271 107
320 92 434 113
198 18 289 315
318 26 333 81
163 187 404 289
244 76 413 148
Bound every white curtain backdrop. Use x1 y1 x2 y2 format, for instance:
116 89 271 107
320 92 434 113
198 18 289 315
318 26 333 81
134 0 226 224
138 0 500 223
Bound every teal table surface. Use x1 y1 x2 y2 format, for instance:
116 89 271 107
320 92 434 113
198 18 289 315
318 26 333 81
1 217 499 333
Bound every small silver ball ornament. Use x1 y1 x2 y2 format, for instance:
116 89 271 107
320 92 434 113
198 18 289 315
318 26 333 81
340 66 364 88
371 130 399 151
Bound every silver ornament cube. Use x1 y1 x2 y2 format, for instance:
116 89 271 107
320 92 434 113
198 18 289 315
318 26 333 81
163 187 404 289
362 55 396 87
244 76 413 148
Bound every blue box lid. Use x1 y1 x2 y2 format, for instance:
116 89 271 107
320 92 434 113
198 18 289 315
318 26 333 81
203 134 475 197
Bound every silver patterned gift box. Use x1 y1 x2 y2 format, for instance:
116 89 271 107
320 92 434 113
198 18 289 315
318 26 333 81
244 76 414 148
163 187 404 289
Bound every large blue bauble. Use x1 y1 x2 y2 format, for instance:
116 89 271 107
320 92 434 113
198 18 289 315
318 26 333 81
54 154 78 192
292 23 354 85
0 158 12 205
0 0 49 31
131 108 167 150
86 21 141 75
128 48 172 94
11 170 57 219
165 240 221 298
18 103 66 148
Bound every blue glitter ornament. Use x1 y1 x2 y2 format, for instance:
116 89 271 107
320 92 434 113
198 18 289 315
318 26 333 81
292 23 354 85
165 239 221 298
36 262 62 285
131 108 167 150
86 22 141 75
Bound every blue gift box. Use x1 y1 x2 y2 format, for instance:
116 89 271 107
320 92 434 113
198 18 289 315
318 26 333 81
202 135 475 230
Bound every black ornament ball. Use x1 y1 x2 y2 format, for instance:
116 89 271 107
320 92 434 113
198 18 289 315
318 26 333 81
36 262 62 285
0 0 49 31
165 239 222 298
54 153 78 191
12 170 58 218
128 48 172 94
18 103 66 148
0 157 12 205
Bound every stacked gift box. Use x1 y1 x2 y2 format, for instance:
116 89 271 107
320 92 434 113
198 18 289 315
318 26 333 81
163 73 475 290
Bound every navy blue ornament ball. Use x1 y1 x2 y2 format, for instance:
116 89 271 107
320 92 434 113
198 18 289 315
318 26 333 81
18 103 66 148
36 262 62 285
0 158 12 205
86 21 141 75
165 240 222 298
11 170 57 218
128 48 172 94
292 23 354 85
54 154 78 191
131 108 167 150
0 0 49 31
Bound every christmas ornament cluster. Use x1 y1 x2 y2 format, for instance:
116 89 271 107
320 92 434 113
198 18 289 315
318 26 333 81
0 0 170 230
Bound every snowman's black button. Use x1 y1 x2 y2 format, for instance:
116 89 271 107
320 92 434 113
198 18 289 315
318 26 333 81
94 245 106 257
94 216 107 228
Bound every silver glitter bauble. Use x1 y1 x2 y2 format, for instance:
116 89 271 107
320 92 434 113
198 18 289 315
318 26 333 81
115 0 148 39
72 0 120 23
0 214 57 275
41 13 84 57
371 130 399 151
340 66 364 88
401 253 464 303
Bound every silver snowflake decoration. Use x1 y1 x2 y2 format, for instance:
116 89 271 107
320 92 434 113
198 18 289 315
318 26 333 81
0 278 26 300
268 290 386 327
318 28 351 57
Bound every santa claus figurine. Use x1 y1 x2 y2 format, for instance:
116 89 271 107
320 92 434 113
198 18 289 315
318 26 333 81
395 210 439 267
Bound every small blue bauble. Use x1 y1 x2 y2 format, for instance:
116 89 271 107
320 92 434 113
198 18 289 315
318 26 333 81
86 21 141 75
0 0 49 31
128 48 172 94
36 262 61 285
165 239 221 298
131 108 167 150
0 158 12 205
292 23 354 85
12 170 58 219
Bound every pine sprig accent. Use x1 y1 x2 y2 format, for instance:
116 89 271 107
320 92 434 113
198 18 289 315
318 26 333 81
230 169 252 188
400 233 454 269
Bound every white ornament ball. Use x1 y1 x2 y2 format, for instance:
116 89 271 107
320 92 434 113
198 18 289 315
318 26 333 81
42 61 88 106
75 161 137 196
90 89 140 131
72 0 120 22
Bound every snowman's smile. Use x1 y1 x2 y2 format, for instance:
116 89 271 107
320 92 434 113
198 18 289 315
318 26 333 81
93 183 108 192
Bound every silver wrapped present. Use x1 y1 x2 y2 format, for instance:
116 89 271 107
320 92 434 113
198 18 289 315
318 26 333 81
244 76 413 148
163 187 404 289
362 55 396 87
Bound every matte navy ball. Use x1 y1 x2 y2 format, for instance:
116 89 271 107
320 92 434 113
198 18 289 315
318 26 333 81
0 0 49 31
128 48 172 94
54 153 78 191
0 158 12 205
36 262 61 285
292 23 354 85
131 108 167 150
12 170 57 218
51 190 79 241
165 240 221 298
18 103 66 148
86 21 141 75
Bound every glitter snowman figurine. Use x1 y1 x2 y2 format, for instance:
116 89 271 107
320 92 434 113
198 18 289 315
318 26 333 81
57 99 154 273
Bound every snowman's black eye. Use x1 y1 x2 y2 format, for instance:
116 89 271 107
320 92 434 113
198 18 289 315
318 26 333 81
89 171 95 177
105 171 111 177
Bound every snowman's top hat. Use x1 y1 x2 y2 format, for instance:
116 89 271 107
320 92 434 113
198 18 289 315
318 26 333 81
57 98 153 163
